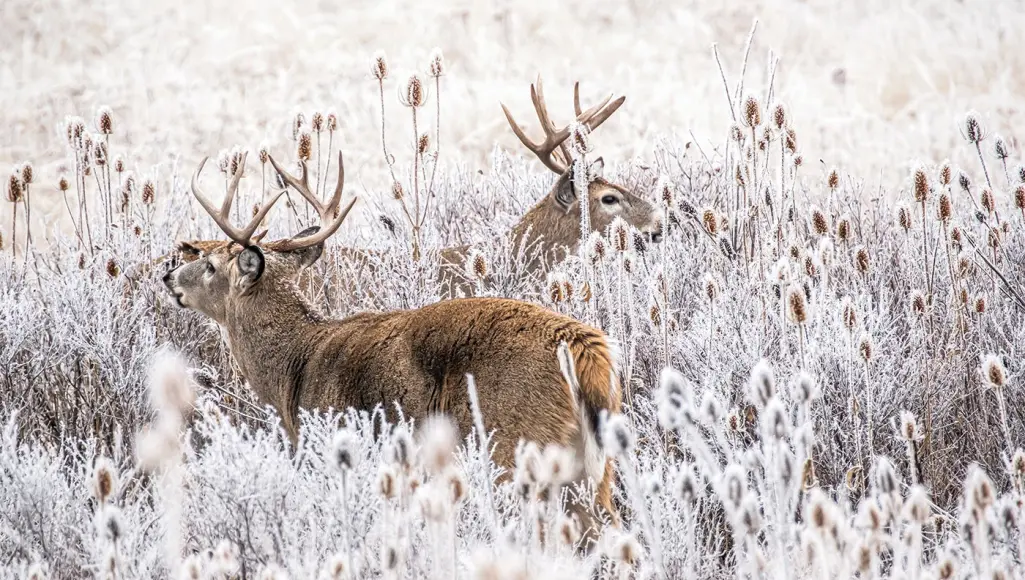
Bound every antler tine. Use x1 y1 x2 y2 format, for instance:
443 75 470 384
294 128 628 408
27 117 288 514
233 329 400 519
191 156 285 247
272 196 358 252
266 154 328 218
323 150 345 219
221 151 248 216
579 95 625 133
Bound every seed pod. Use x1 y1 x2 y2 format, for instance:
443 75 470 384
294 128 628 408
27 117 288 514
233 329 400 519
702 209 718 236
1015 185 1025 210
981 189 994 214
913 168 929 202
827 169 839 190
743 97 762 127
938 193 952 222
897 205 912 232
400 74 427 108
297 131 312 161
370 51 389 80
96 106 114 135
417 132 431 154
939 161 952 186
428 47 445 78
772 103 787 130
854 246 870 274
811 207 828 235
326 112 338 132
836 216 851 242
963 112 983 144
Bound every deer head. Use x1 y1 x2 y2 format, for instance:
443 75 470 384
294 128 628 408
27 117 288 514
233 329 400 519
163 151 355 325
503 77 661 264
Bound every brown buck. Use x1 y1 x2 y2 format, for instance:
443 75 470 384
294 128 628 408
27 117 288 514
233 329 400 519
165 78 660 298
162 152 623 542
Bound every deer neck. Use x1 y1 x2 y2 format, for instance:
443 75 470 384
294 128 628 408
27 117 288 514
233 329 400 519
223 280 328 426
511 199 583 271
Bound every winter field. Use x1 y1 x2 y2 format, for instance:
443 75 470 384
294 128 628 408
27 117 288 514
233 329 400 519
3 0 1025 578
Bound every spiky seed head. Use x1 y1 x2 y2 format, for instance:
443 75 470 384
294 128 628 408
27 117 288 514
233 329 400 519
836 216 851 242
91 457 119 504
291 111 306 141
464 249 486 280
793 372 819 405
95 504 123 543
702 272 719 302
873 456 898 495
560 277 574 301
804 255 817 277
786 284 807 325
785 128 797 154
811 207 828 235
963 111 984 144
59 174 69 192
981 189 994 214
827 168 839 190
326 111 338 132
311 111 323 133
1015 186 1025 210
400 73 427 108
951 227 963 251
547 272 566 304
7 173 23 203
897 204 912 232
966 465 995 511
322 553 349 580
909 290 927 317
958 171 972 192
1011 449 1025 478
981 354 1007 388
96 106 114 135
428 47 445 77
557 515 580 547
329 429 358 472
899 410 922 442
257 142 269 165
913 167 929 202
794 154 804 168
743 96 761 127
609 217 630 252
974 294 986 314
377 464 397 499
772 103 787 129
939 161 952 185
19 163 33 186
858 332 873 362
938 193 952 222
106 259 120 278
994 135 1009 160
0 233 4 251
142 180 155 206
587 231 607 264
730 124 744 143
1017 164 1025 183
903 485 931 523
702 208 718 236
988 227 1000 249
580 281 592 302
854 246 870 274
417 132 431 154
370 50 389 80
296 131 312 161
657 178 675 207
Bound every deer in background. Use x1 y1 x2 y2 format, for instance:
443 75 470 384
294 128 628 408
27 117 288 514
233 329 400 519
164 78 660 298
162 152 623 543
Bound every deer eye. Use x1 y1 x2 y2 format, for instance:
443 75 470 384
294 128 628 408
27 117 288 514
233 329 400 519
601 195 619 205
205 262 216 275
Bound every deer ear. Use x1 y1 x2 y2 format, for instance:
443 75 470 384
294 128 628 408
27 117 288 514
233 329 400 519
289 226 325 269
590 157 605 178
553 171 577 212
237 246 265 289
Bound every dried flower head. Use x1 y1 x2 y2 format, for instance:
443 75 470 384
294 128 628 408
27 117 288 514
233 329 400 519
547 272 567 304
602 414 634 458
730 124 744 143
388 427 414 470
91 457 119 504
963 111 984 144
909 290 927 317
59 174 69 192
981 354 1007 388
748 360 776 408
148 349 196 415
939 161 952 186
899 410 923 442
142 180 155 206
326 112 338 132
20 163 33 186
786 284 807 325
609 217 630 253
958 170 972 193
810 207 828 235
826 168 840 191
854 246 870 274
569 122 591 155
785 128 797 154
1015 185 1025 210
417 132 431 154
938 193 952 222
96 105 114 135
981 189 994 214
370 51 389 80
106 259 120 278
974 294 986 314
702 208 718 236
587 231 607 264
743 96 761 127
897 204 912 232
858 332 873 362
994 135 1009 160
913 167 929 202
7 173 23 203
836 215 851 242
291 111 306 141
257 142 270 165
465 248 487 280
951 227 963 251
428 47 445 78
702 272 719 302
400 73 427 108
772 103 787 130
296 131 312 161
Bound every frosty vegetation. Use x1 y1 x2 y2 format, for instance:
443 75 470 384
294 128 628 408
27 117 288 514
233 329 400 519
2 41 1025 580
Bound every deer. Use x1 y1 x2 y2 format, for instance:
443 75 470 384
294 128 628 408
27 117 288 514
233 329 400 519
162 77 660 299
162 151 623 544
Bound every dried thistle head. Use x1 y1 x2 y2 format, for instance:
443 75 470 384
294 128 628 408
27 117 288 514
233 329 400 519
391 181 404 200
417 132 431 154
702 208 718 236
370 50 389 80
59 174 69 192
310 111 324 133
419 415 458 475
400 73 427 108
20 163 33 185
428 47 445 78
951 226 963 251
96 105 114 135
326 111 338 132
1015 186 1025 210
988 227 1001 249
994 135 1009 160
465 248 487 281
836 215 851 242
106 259 120 278
962 111 984 144
547 272 567 304
257 142 269 165
981 189 994 214
785 128 797 154
587 231 607 264
659 178 675 207
897 204 912 232
974 294 986 314
743 96 762 127
913 167 929 203
827 168 840 191
7 173 23 203
958 171 972 192
329 429 358 473
610 217 630 253
91 457 119 504
939 161 952 186
981 354 1006 388
938 193 952 222
854 246 870 274
909 290 927 317
857 332 873 362
702 272 719 302
811 207 828 235
730 124 744 143
296 131 312 161
786 284 807 325
142 180 155 206
899 410 923 442
772 103 787 130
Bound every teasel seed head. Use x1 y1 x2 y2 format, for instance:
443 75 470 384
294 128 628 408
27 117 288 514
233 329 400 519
91 457 119 504
602 414 634 458
988 227 1000 249
974 294 986 314
370 50 389 80
291 110 306 141
377 464 397 499
1010 449 1025 479
257 142 269 165
857 332 873 362
658 178 675 207
92 141 108 167
899 410 923 442
963 111 984 144
786 284 808 325
428 47 445 78
939 161 952 186
938 193 952 222
804 255 817 278
547 272 567 304
913 167 929 202
581 281 592 303
96 105 114 135
854 245 870 274
1014 185 1025 209
400 73 427 108
465 248 486 280
836 216 851 242
106 259 120 278
649 301 661 327
743 96 761 127
951 226 963 251
326 111 338 132
909 289 927 317
958 171 972 192
785 128 797 154
417 132 431 154
981 189 994 214
730 124 744 143
391 181 404 200
897 204 912 232
993 135 1009 160
811 207 828 235
702 208 718 236
7 173 23 203
311 111 323 133
296 130 312 161
981 354 1006 388
18 162 33 186
702 272 719 302
329 429 358 472
610 217 630 253
772 103 787 130
587 231 607 264
59 174 69 192
827 168 839 191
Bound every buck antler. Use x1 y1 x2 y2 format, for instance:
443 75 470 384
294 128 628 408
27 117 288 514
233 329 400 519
501 76 626 174
190 150 356 251
191 152 285 247
262 150 357 252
